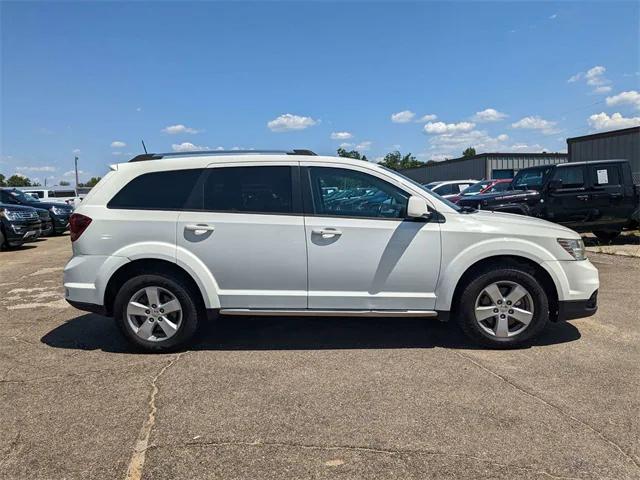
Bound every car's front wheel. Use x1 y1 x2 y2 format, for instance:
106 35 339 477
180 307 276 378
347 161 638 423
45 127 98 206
457 267 549 348
114 274 201 352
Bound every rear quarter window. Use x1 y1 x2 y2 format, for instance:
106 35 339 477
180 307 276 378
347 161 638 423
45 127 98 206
107 169 206 210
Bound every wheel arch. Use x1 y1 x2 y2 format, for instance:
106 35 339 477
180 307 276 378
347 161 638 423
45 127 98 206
438 255 560 322
103 258 216 317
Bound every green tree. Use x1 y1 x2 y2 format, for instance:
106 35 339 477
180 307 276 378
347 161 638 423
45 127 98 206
79 176 101 188
377 151 424 171
462 147 476 158
0 173 6 187
6 174 32 187
59 180 70 186
337 147 368 161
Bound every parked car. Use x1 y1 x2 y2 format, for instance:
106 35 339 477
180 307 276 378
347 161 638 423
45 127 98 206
17 186 81 206
0 203 42 249
423 179 478 198
63 150 599 352
35 207 53 236
458 160 639 241
0 188 74 234
448 179 512 204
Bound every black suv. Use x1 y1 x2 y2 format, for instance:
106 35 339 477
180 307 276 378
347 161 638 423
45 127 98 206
0 203 42 248
0 188 73 234
458 160 639 241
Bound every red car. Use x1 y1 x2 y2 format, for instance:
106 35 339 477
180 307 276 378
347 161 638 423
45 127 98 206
448 179 512 204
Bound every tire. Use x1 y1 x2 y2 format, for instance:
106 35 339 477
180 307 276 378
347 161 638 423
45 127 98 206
593 230 621 243
114 273 202 352
456 267 549 348
0 228 5 250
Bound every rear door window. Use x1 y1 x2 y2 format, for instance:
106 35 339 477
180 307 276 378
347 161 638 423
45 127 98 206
590 164 621 186
203 166 293 214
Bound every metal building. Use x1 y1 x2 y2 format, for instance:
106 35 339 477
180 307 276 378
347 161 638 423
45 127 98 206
567 126 639 183
399 152 568 184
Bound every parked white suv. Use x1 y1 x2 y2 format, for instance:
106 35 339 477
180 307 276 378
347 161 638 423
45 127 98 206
64 150 599 352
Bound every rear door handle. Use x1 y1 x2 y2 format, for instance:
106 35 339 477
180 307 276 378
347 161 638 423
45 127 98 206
576 195 589 201
312 228 342 237
185 224 215 233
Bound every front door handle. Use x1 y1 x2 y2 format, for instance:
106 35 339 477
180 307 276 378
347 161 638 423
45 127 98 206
185 224 215 233
312 228 342 237
576 195 589 201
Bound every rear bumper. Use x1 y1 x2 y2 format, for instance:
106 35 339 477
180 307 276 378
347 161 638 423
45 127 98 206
557 290 598 321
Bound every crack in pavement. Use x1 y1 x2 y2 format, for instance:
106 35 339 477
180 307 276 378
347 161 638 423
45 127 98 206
153 438 583 480
124 352 185 480
451 350 640 471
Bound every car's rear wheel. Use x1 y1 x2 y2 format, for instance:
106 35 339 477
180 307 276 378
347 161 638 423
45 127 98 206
457 267 549 348
114 274 201 352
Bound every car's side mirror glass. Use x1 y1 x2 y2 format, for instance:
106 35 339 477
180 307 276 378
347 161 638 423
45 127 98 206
407 196 430 219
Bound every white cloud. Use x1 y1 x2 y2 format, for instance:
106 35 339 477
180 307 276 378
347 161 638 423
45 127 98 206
267 114 318 132
424 121 475 134
511 116 558 134
606 90 640 110
588 112 640 131
15 165 56 173
330 131 353 140
415 114 438 123
426 130 511 158
549 13 558 19
568 65 612 93
136 107 142 112
472 108 508 122
162 124 200 135
356 141 372 151
171 142 210 152
338 142 353 149
391 110 416 123
63 170 84 177
510 143 548 152
110 140 126 148
72 148 81 154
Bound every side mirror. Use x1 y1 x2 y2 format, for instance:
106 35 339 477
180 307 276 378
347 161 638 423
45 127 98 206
547 179 562 191
407 196 430 219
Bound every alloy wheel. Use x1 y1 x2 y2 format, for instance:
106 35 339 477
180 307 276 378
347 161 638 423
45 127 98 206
474 281 534 338
126 286 183 342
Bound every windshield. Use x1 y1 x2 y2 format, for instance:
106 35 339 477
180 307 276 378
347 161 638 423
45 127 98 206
461 181 492 195
512 167 552 191
379 166 462 211
6 189 34 203
487 181 512 193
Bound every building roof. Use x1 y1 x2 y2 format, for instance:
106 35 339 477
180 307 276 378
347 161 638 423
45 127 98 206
401 151 567 172
567 126 639 143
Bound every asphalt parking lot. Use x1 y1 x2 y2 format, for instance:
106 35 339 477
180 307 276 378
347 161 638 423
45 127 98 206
1 235 639 480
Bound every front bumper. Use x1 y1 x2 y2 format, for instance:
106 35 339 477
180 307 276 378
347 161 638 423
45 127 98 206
557 290 598 321
4 220 41 245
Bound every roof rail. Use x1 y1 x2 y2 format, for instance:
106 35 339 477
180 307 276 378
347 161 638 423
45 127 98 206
128 149 317 162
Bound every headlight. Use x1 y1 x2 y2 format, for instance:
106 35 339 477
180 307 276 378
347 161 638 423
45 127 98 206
50 205 70 215
0 208 21 221
557 238 586 261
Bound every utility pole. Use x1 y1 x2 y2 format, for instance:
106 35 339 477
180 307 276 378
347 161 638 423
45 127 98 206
74 156 79 188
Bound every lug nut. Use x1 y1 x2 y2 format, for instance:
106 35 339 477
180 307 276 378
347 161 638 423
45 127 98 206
500 314 506 319
145 310 150 314
149 318 155 322
158 317 163 321
497 300 502 305
159 308 164 313
151 304 157 308
493 308 499 313
509 309 514 314
506 301 512 305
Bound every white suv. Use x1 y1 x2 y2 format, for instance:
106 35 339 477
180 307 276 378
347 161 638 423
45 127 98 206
63 150 599 352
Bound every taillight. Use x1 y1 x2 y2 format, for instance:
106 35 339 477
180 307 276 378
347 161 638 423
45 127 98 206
69 213 92 241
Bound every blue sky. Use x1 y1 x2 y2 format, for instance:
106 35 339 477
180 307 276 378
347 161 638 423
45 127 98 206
1 1 639 185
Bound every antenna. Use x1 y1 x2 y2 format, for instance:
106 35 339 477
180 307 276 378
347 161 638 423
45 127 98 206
141 139 148 154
